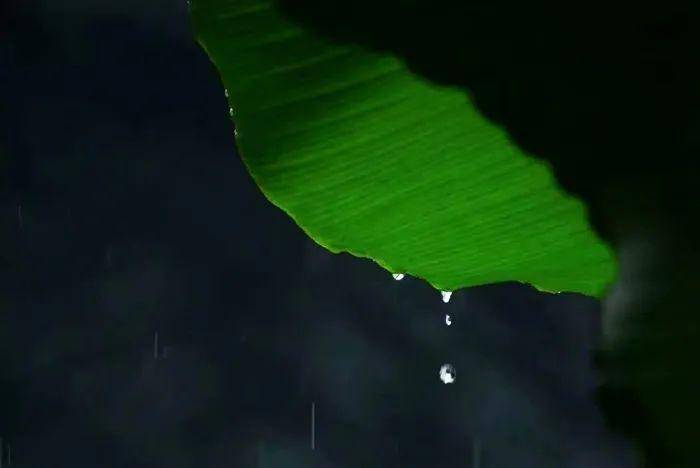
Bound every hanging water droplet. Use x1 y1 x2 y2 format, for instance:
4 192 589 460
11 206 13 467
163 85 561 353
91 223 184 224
234 128 239 138
229 107 234 117
224 89 229 98
441 291 452 303
445 314 452 326
392 273 405 281
439 363 456 384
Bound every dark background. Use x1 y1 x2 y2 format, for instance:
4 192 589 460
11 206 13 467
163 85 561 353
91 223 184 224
1 0 636 466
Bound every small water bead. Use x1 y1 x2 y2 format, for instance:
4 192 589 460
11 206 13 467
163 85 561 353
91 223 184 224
392 273 405 281
439 364 456 384
441 291 452 303
445 314 452 326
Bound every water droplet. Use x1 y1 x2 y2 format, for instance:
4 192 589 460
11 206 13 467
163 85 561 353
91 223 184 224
439 363 456 384
441 291 452 303
392 273 405 281
224 89 229 98
445 314 452 326
229 107 234 117
234 128 239 137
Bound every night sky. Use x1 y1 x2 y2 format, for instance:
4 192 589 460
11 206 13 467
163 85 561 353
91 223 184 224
1 1 638 466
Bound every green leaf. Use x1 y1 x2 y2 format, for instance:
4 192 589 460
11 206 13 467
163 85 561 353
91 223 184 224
190 0 616 297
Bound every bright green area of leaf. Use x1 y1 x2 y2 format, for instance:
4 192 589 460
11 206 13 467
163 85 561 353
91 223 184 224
190 0 616 296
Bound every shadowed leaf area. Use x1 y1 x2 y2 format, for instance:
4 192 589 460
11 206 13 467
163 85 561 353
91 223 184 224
270 1 700 467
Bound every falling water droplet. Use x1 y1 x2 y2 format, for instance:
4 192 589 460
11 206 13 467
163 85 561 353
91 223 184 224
439 363 456 384
445 314 452 326
392 273 405 281
441 291 452 303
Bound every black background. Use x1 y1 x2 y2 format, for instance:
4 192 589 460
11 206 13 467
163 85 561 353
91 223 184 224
1 1 636 466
